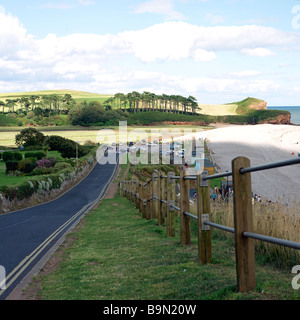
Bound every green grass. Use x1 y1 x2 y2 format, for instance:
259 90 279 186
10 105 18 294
28 194 300 300
0 160 32 186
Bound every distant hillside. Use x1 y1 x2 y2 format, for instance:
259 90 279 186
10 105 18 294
231 97 267 115
0 89 113 105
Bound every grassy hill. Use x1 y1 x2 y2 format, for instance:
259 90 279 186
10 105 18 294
198 103 238 116
0 89 113 112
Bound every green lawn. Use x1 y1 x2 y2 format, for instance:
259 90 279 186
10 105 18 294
26 194 300 300
0 160 33 186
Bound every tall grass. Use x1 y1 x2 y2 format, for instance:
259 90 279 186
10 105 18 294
209 199 300 268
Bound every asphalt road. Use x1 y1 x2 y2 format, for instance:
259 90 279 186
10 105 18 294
0 156 119 300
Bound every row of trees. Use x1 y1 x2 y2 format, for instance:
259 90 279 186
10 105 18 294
0 94 75 115
103 92 200 115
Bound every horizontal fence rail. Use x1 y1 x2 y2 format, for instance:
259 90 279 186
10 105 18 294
120 155 300 293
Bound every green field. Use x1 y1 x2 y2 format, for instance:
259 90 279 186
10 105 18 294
0 125 209 147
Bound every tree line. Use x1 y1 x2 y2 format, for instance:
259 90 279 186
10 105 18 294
0 93 75 115
103 91 201 115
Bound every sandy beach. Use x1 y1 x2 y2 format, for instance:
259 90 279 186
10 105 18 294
193 124 300 204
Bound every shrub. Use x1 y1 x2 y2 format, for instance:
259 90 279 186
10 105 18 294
36 157 57 169
35 151 46 160
45 135 89 159
29 167 53 176
13 152 23 161
16 181 36 200
5 161 19 172
25 152 36 159
18 158 37 173
2 152 14 162
53 161 72 172
2 151 23 162
15 128 45 148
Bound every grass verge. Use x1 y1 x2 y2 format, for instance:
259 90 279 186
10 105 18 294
25 193 300 300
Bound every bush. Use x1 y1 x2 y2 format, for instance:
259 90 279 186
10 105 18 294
2 152 14 162
53 161 72 172
29 167 53 176
2 151 23 162
24 152 36 159
45 135 90 159
15 128 45 148
35 157 57 169
5 161 19 172
18 158 37 173
16 181 36 200
35 151 46 160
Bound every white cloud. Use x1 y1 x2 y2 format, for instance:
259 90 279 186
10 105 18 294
120 22 298 62
134 0 185 20
192 49 216 62
0 9 297 103
0 11 29 56
240 48 275 57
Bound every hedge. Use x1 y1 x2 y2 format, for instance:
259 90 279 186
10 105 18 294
5 161 19 172
2 152 23 162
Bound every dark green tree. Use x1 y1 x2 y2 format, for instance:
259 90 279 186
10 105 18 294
15 128 45 148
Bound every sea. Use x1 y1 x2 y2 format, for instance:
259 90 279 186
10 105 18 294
268 106 300 125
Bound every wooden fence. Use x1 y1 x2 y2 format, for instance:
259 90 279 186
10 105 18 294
120 156 300 293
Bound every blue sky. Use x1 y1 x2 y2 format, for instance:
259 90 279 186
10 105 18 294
0 0 300 105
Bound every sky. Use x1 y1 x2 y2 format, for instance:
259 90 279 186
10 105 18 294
0 0 300 106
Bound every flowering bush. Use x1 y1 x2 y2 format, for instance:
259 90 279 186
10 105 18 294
35 157 57 169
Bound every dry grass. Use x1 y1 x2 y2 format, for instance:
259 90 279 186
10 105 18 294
209 198 300 267
198 104 238 116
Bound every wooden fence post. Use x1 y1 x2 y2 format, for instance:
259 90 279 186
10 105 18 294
232 156 256 293
146 181 151 220
126 181 129 200
135 180 139 209
160 172 166 226
139 182 143 214
142 182 147 219
130 180 133 202
167 171 176 237
152 172 159 220
196 170 212 264
180 170 191 245
120 181 124 197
